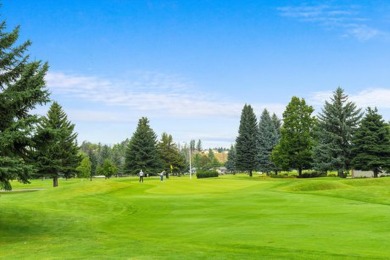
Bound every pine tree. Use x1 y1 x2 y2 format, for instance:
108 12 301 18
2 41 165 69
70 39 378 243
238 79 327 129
196 139 202 152
235 104 258 177
313 87 362 177
157 132 185 176
190 139 196 153
225 144 237 174
34 102 81 187
88 149 97 180
257 109 279 175
125 117 161 175
271 97 316 176
0 20 49 190
272 113 282 140
351 107 390 177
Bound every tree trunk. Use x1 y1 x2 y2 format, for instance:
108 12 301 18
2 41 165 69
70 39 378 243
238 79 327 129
373 169 379 178
298 168 302 177
53 176 58 187
249 170 253 177
338 170 346 178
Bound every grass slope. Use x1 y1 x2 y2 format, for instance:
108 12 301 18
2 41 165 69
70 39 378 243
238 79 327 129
1 175 390 259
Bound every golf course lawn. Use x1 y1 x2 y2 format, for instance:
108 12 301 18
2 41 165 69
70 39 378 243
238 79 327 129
1 175 390 259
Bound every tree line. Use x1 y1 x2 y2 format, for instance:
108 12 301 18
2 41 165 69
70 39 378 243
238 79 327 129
226 88 390 178
2 13 390 191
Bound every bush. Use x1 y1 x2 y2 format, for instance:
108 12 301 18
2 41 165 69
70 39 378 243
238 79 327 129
297 171 326 178
196 170 219 179
270 173 294 178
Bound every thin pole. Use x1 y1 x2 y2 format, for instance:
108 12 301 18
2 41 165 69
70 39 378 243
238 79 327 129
189 148 192 179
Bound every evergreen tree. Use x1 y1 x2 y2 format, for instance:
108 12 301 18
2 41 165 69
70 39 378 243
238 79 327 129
225 145 237 173
271 97 316 176
125 117 160 175
272 113 282 140
351 107 390 177
235 104 258 177
34 102 81 187
99 145 111 166
0 20 49 190
196 139 202 152
313 87 362 177
190 139 196 153
88 149 97 180
158 132 185 177
257 109 279 175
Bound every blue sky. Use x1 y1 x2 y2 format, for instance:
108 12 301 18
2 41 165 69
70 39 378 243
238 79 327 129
4 0 390 148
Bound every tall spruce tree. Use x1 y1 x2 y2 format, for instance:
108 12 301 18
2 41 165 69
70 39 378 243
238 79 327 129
34 102 81 187
157 132 185 176
225 144 237 173
257 109 279 175
272 113 282 140
0 20 49 190
351 107 390 177
313 87 362 177
125 117 161 175
196 139 202 152
235 104 258 177
271 97 316 176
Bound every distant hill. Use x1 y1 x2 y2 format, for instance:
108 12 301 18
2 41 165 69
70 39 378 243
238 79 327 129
202 150 228 164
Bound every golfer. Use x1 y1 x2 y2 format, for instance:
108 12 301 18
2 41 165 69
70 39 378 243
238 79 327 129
139 170 144 183
160 171 165 181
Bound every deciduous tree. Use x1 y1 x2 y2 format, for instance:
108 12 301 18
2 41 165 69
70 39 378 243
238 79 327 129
271 97 316 176
77 156 92 178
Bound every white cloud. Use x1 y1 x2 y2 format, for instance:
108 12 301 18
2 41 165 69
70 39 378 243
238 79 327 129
350 88 390 108
278 4 384 41
46 71 284 120
44 71 289 146
46 71 226 117
343 24 381 41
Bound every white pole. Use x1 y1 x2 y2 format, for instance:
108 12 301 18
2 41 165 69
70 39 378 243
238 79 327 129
189 147 192 179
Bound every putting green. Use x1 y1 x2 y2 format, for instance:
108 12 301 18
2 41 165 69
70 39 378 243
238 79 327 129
1 175 390 259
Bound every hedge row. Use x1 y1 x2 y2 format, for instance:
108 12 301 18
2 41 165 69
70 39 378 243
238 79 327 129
196 170 219 179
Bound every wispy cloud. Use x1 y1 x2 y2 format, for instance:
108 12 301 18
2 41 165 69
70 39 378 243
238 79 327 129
46 71 284 120
46 72 285 122
278 4 384 41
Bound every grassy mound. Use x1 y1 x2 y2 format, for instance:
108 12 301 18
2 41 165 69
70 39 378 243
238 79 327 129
2 175 390 259
282 179 351 192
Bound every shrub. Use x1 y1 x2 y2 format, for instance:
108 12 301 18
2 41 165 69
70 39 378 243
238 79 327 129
297 171 326 178
196 170 219 179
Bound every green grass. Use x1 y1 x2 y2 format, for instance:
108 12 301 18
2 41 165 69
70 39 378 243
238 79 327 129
2 175 390 259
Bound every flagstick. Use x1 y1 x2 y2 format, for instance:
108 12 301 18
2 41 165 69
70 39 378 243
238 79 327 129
189 148 192 179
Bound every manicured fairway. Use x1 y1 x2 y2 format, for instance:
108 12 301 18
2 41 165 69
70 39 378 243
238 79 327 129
1 175 390 259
